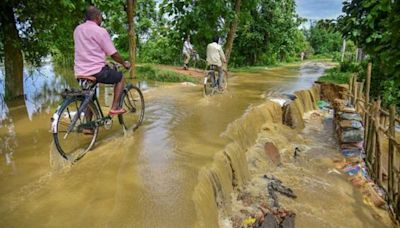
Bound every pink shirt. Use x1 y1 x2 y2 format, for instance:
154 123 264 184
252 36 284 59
74 20 117 76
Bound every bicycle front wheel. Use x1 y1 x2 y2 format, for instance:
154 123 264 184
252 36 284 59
52 97 99 161
118 85 145 132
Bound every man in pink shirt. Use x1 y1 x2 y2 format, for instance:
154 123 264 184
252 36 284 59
74 6 130 115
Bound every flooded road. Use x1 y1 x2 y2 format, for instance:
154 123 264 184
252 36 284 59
0 62 384 227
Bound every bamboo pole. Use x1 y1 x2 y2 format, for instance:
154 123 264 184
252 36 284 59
388 105 396 204
357 81 364 113
352 75 358 106
375 99 382 184
364 63 372 148
367 101 377 170
349 75 354 103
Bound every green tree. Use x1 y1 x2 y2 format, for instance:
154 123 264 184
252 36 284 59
230 0 303 66
306 19 342 55
338 0 400 106
0 0 87 100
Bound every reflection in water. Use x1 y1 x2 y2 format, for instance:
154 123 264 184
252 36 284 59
0 63 75 172
0 67 7 121
0 118 17 172
23 63 72 120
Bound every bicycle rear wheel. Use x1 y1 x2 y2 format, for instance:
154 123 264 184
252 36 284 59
118 84 145 132
52 97 99 161
203 71 216 96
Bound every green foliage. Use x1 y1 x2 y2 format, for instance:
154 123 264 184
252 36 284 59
339 0 400 106
136 65 197 83
0 0 88 66
318 67 353 84
230 0 305 66
306 20 342 56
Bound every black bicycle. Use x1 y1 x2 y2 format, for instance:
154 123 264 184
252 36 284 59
51 65 144 161
203 64 228 96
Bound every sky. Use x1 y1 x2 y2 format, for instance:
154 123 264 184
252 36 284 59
295 0 344 20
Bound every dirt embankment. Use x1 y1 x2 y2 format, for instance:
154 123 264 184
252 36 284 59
156 64 206 78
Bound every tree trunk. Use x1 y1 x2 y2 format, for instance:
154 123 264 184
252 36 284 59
127 0 137 78
224 0 241 64
340 39 346 62
1 4 24 100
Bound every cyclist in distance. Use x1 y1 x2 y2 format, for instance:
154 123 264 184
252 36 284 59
182 35 195 70
74 6 131 116
206 36 227 90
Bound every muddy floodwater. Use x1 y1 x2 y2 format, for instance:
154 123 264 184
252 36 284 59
0 62 392 227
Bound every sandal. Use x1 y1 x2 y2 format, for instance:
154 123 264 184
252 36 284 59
109 108 126 116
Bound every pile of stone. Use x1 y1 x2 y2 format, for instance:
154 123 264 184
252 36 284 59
332 99 386 208
333 99 364 162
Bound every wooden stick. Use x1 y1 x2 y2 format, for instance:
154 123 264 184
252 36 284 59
388 105 396 204
375 99 382 184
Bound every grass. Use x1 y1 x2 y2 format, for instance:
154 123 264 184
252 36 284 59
318 67 353 84
134 65 197 83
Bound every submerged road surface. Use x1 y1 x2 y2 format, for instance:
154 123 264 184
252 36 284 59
1 62 330 227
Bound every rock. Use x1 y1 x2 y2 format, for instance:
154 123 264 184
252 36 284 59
280 214 295 228
339 120 363 129
339 113 363 121
255 210 265 225
264 142 281 166
260 214 279 228
333 98 346 111
341 142 364 149
341 107 356 113
340 129 364 143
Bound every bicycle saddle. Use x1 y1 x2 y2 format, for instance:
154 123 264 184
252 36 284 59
76 76 97 90
76 76 96 81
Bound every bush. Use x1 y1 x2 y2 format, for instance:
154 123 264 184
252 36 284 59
318 67 352 84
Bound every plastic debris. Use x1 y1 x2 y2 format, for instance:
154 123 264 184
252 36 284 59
342 148 362 157
343 164 361 176
317 100 330 109
243 217 256 225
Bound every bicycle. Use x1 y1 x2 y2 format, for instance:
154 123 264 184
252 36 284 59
50 64 145 161
203 64 228 96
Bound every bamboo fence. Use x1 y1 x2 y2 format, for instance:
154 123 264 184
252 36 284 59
343 62 400 223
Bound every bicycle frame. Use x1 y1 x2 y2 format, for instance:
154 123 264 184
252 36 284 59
63 84 109 137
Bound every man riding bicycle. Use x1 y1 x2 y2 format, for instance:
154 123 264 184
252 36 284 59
74 6 130 116
206 36 227 90
182 36 194 70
